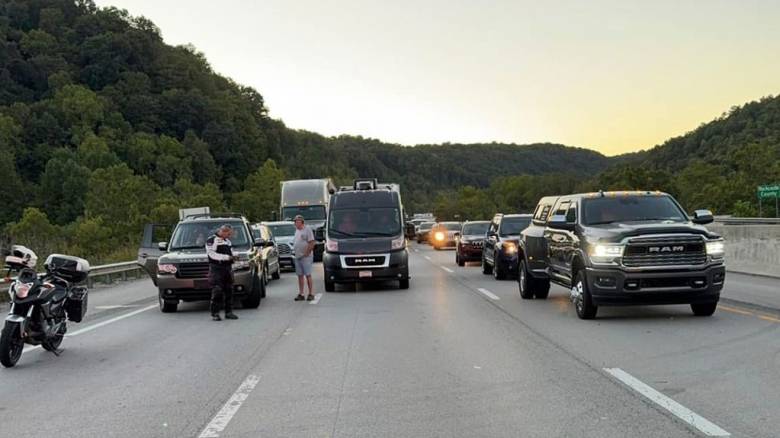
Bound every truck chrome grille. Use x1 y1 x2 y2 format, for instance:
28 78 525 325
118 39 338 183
177 262 210 279
277 243 291 255
623 235 706 267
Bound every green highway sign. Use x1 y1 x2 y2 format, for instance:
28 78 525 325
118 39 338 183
757 184 780 199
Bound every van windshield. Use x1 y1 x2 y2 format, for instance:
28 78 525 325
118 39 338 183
329 208 402 238
282 206 326 221
169 221 249 250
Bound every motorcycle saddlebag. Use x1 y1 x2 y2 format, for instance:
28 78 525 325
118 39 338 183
45 254 90 283
65 286 88 323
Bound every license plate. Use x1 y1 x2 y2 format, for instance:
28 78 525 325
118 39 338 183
359 271 373 278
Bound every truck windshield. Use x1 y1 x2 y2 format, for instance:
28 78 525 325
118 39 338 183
169 221 250 250
329 208 402 238
267 224 296 237
282 206 326 221
462 222 489 235
440 222 462 231
500 218 531 236
582 195 687 225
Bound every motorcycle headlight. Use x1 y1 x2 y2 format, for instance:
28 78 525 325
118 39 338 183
503 242 517 255
706 240 725 258
157 263 177 274
590 244 624 264
434 231 445 241
391 236 406 250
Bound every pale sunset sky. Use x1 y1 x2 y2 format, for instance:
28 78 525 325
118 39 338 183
96 0 780 156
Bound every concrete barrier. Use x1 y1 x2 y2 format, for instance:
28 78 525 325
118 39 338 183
709 223 780 278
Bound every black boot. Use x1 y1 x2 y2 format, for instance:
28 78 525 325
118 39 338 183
225 312 238 320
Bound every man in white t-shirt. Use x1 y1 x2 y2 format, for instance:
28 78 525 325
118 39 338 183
292 215 316 301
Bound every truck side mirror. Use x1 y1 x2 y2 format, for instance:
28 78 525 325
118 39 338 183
158 242 168 251
692 209 714 225
547 215 575 231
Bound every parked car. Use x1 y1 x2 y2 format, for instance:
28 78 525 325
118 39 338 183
138 213 271 313
430 222 462 249
323 179 409 291
482 214 532 280
405 221 417 239
416 222 435 243
517 191 725 319
262 221 296 271
455 221 490 266
251 223 281 282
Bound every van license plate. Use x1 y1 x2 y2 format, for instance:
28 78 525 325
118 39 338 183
359 271 373 278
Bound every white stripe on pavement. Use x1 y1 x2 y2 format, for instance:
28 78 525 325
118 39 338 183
424 255 431 260
477 288 500 300
198 374 261 438
441 266 454 273
22 304 157 353
603 368 730 437
309 293 322 305
66 304 158 337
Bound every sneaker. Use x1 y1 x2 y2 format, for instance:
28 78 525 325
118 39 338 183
225 312 238 320
294 294 305 301
212 314 222 321
307 294 315 301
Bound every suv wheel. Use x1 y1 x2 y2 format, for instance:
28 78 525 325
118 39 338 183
271 263 281 280
518 260 534 299
242 271 263 308
456 253 465 267
325 279 335 292
399 279 410 289
481 254 493 275
493 252 505 280
691 302 717 316
572 271 597 320
158 290 178 313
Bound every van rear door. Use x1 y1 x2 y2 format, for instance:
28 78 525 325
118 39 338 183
138 224 171 285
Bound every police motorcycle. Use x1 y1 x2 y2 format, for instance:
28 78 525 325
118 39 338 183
1 245 89 368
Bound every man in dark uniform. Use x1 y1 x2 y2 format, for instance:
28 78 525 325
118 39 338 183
206 224 238 321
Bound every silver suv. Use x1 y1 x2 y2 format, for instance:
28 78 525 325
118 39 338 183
138 214 271 313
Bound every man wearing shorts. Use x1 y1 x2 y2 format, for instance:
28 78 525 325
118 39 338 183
292 215 316 301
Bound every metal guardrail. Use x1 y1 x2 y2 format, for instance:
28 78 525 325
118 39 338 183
1 261 143 300
714 217 780 225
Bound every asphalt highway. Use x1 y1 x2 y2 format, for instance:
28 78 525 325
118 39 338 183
1 244 778 437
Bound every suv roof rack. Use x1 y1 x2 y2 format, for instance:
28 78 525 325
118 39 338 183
353 178 378 190
183 212 246 220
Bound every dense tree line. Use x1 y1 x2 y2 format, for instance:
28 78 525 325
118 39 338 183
0 1 777 264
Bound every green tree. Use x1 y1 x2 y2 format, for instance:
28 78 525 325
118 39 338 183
39 150 92 225
231 159 284 221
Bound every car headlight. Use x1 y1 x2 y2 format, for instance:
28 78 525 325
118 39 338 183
434 231 445 241
590 244 624 264
157 263 177 274
503 242 517 255
326 239 338 252
706 240 725 258
391 236 406 250
232 260 251 271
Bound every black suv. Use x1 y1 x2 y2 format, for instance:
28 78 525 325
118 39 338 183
517 191 725 319
455 221 490 266
481 214 532 280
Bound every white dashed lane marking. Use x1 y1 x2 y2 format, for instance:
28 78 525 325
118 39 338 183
477 288 500 300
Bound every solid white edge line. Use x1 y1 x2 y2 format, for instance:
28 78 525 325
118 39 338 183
477 288 500 300
22 304 157 353
309 293 322 304
198 374 261 438
66 304 158 337
441 266 454 273
603 368 730 437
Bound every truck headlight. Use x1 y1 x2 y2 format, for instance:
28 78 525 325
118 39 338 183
706 240 725 258
590 244 624 264
232 260 251 271
157 263 177 274
503 242 517 255
434 231 445 241
391 236 406 250
326 239 338 252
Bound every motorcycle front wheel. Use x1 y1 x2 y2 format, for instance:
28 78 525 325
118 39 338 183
0 321 24 368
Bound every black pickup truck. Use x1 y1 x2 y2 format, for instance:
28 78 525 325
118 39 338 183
517 191 725 319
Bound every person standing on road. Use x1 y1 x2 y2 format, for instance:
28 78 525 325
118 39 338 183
292 215 316 301
206 224 239 321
